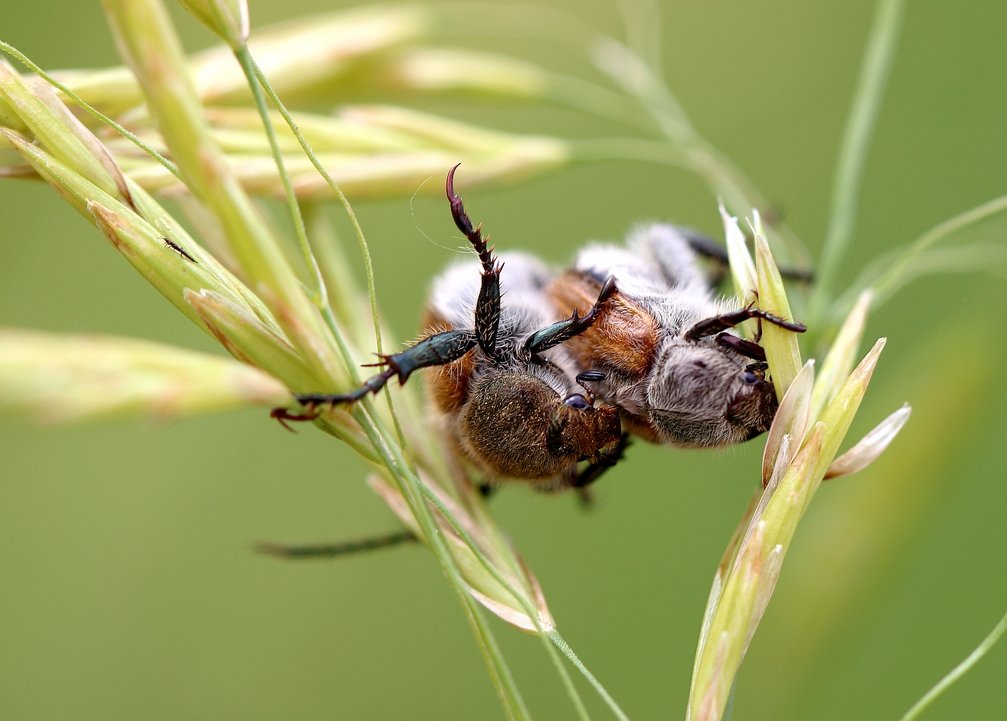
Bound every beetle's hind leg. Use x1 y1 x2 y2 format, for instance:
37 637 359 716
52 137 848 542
679 228 814 283
569 433 631 490
256 530 418 559
546 432 630 506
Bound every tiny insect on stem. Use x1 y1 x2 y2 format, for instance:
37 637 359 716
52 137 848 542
162 237 197 263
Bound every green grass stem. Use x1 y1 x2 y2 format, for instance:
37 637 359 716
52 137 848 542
810 0 905 320
898 609 1007 721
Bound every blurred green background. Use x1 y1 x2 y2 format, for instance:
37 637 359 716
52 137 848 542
2 1 1005 719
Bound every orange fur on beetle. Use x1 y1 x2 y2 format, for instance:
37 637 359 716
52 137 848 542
419 308 475 414
548 271 658 380
426 347 475 413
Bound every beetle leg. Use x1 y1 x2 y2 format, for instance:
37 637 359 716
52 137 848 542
446 164 502 359
681 228 814 283
685 304 806 341
255 530 418 559
715 332 768 361
272 329 476 424
524 276 617 355
570 433 631 489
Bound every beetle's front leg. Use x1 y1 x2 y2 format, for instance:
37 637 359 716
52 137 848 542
685 305 806 341
446 164 502 358
271 329 477 425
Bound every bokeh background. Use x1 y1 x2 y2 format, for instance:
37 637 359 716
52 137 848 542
2 2 1005 719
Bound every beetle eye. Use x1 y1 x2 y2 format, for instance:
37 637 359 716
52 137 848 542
742 370 759 385
564 393 591 410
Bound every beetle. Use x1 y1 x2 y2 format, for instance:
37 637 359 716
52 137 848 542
547 223 807 448
273 165 626 491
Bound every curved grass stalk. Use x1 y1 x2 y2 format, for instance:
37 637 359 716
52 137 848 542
243 54 415 452
865 194 1007 305
810 0 906 321
347 403 535 720
615 0 663 76
588 38 810 267
548 631 631 721
248 57 384 355
827 193 1007 324
231 46 327 309
898 609 1007 721
232 42 416 460
408 478 629 721
397 468 615 720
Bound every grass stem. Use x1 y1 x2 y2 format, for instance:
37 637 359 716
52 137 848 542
810 0 905 319
898 609 1007 721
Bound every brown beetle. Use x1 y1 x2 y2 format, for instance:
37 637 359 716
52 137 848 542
548 223 807 448
275 166 626 491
